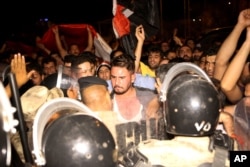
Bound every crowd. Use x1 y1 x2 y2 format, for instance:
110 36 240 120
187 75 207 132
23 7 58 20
1 8 250 167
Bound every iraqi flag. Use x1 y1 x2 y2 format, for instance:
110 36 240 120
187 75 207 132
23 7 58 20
38 24 112 62
112 0 160 58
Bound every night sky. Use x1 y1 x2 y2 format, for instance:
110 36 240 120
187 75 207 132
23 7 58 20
1 0 113 35
0 0 181 33
0 0 239 39
1 0 208 29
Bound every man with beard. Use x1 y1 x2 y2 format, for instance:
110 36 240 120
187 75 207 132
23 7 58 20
110 53 161 156
178 45 194 62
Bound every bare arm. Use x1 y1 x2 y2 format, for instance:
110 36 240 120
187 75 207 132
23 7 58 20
222 105 235 116
52 25 68 59
171 28 183 47
240 62 250 85
36 36 51 55
134 25 145 73
84 26 94 52
214 8 250 81
220 105 245 144
220 26 250 103
146 96 161 119
218 111 234 137
60 35 69 52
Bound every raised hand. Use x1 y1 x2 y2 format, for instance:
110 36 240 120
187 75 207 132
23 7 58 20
238 8 250 28
135 25 145 43
11 53 34 88
52 25 59 34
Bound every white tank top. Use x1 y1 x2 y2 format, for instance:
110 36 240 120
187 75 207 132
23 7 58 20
113 95 143 123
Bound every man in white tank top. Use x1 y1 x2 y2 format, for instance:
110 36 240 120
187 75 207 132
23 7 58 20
110 53 162 157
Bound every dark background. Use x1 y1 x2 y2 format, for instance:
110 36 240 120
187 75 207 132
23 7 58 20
1 0 113 33
0 0 249 40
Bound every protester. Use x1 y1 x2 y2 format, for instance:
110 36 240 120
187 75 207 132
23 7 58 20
217 9 250 104
2 5 250 167
96 61 111 81
52 25 94 59
5 53 35 98
71 52 97 79
41 56 57 78
26 61 45 86
110 53 161 155
134 25 162 77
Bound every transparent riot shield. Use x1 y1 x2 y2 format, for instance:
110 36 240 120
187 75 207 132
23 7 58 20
32 98 117 167
234 97 250 150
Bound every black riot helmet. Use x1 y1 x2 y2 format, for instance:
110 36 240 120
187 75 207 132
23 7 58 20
159 62 221 136
32 98 117 167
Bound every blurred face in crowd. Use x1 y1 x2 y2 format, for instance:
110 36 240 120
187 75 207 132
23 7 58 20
205 55 216 78
51 53 64 66
148 51 162 70
69 44 80 56
43 62 57 76
179 46 193 61
37 56 44 66
166 51 177 60
74 62 95 79
63 62 72 76
199 56 206 71
161 42 169 52
98 66 111 81
193 48 203 61
186 39 195 50
111 66 135 95
30 71 44 85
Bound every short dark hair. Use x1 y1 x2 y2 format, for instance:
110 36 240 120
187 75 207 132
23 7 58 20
110 48 125 61
204 44 220 56
147 44 162 53
63 54 75 64
71 53 96 70
79 51 97 65
41 56 57 67
110 53 135 73
26 61 44 75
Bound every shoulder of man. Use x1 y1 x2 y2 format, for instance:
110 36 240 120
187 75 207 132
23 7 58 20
135 86 157 96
